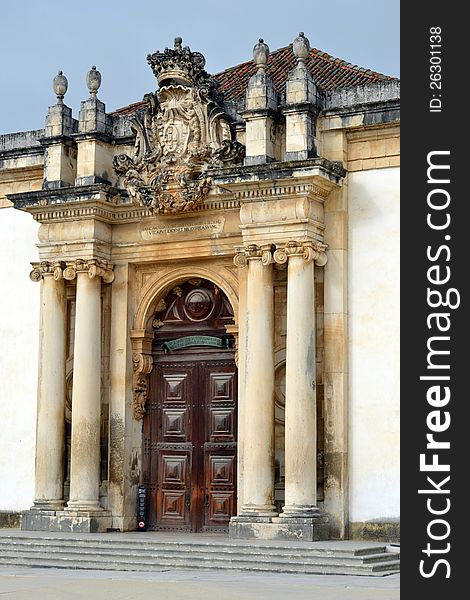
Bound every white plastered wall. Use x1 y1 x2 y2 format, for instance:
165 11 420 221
348 167 400 523
0 206 39 511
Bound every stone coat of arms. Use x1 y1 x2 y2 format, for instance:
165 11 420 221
114 38 245 213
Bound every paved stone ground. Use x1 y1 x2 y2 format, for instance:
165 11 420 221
0 566 399 599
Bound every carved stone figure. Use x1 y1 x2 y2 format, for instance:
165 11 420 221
114 38 245 214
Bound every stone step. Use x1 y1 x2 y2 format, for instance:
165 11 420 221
0 534 399 576
0 536 389 558
0 545 398 567
0 553 400 576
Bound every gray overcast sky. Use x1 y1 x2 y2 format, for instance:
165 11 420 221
0 0 399 134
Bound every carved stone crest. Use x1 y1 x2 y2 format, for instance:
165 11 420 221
114 37 245 214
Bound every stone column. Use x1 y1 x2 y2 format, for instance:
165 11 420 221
272 241 329 540
63 259 114 513
233 244 277 518
29 261 67 510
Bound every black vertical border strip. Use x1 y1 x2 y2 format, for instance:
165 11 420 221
401 2 466 596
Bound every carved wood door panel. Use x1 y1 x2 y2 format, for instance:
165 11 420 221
202 365 237 531
145 359 237 532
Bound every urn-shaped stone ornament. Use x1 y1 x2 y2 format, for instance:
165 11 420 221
293 32 311 63
253 38 270 71
53 70 68 104
86 65 101 96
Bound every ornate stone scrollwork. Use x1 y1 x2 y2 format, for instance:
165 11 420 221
62 259 115 283
113 37 245 215
233 244 276 268
30 260 65 281
233 247 248 268
132 353 153 420
273 240 328 266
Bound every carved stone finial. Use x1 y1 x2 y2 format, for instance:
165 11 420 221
53 71 68 105
293 32 311 64
253 38 270 72
86 66 101 97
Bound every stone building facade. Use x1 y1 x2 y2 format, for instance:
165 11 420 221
0 33 400 541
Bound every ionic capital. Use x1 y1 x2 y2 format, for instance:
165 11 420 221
233 244 275 268
63 259 115 283
30 260 66 282
273 240 328 266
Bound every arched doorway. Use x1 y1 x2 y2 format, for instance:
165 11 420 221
143 278 237 532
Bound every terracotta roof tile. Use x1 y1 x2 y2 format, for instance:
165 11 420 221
111 44 397 115
214 45 396 102
112 100 147 115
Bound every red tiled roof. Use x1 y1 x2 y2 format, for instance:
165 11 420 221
111 45 397 115
112 100 147 115
215 45 396 102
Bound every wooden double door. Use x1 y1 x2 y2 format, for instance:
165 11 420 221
144 357 237 532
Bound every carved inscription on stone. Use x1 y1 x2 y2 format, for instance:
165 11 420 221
140 217 225 241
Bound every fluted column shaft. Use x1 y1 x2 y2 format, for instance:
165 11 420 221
235 245 277 517
30 262 66 509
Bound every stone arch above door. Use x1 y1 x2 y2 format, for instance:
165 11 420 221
130 263 239 421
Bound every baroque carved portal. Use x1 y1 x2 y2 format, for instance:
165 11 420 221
143 279 237 531
114 38 245 214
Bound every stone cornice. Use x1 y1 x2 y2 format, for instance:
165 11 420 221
211 157 346 191
0 145 45 161
71 131 114 144
38 135 77 148
7 157 344 224
7 183 242 224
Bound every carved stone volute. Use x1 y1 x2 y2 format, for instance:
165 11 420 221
114 37 245 215
132 353 153 420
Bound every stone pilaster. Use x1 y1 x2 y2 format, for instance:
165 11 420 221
230 244 277 538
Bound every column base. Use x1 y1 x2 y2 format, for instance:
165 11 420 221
278 504 321 518
31 499 65 511
21 508 112 533
238 503 278 518
66 500 102 511
229 514 329 541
